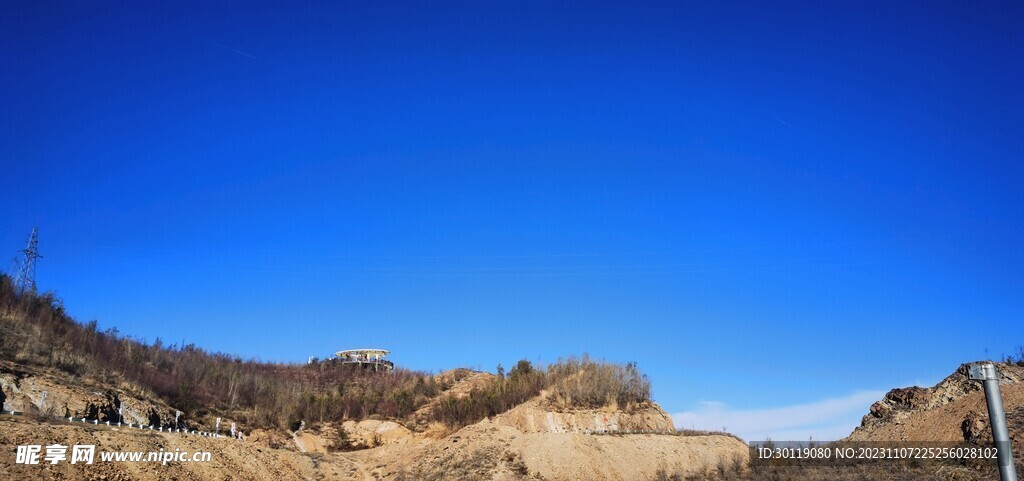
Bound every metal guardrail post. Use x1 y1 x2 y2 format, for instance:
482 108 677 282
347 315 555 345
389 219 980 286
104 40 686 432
969 362 1019 481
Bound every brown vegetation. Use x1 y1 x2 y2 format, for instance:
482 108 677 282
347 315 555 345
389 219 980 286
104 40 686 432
0 275 651 437
0 275 443 430
428 357 651 429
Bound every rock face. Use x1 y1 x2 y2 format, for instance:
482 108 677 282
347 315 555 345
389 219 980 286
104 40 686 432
848 362 1024 444
76 391 121 422
961 410 991 444
867 386 931 422
855 362 1024 434
0 361 213 430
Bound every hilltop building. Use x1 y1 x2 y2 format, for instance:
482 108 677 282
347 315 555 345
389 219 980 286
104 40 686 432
335 348 394 372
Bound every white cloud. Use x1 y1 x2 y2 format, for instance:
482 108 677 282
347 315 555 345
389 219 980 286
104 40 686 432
672 390 886 442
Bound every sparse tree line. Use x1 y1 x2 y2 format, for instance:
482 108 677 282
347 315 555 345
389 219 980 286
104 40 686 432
0 274 651 435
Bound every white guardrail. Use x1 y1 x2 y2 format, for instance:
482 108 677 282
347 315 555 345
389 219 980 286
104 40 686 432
1 410 238 440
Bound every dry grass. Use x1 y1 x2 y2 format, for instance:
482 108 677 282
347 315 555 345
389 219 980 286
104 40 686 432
547 355 651 410
423 420 453 439
0 275 443 431
0 274 654 437
428 356 653 429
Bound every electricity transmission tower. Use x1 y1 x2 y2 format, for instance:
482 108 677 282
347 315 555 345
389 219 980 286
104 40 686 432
13 226 42 292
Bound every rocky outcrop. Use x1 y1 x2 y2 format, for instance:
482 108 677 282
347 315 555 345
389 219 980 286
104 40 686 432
75 390 121 422
848 362 1024 443
960 410 990 444
0 361 191 429
857 362 1024 432
867 386 930 422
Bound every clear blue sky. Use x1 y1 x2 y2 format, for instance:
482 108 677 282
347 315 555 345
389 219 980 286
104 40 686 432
3 1 1022 440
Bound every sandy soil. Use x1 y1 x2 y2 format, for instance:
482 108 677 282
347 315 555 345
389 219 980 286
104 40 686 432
0 363 748 480
1 403 746 480
0 415 367 480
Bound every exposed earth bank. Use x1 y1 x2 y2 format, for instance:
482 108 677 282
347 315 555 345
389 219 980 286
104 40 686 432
0 365 747 481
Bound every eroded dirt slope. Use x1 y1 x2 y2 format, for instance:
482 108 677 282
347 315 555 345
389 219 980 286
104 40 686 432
0 416 366 481
1 364 747 481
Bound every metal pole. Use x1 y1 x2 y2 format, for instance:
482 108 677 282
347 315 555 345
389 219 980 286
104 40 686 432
969 362 1018 481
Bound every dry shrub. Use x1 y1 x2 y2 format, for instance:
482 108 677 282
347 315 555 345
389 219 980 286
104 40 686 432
0 274 653 438
430 355 652 429
547 355 651 410
0 274 442 432
423 421 452 439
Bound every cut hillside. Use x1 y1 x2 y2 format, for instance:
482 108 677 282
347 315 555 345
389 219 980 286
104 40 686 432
0 276 748 480
0 415 367 481
848 362 1024 443
0 275 653 436
0 361 184 428
846 361 1024 479
0 358 749 481
305 390 748 481
0 392 748 481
